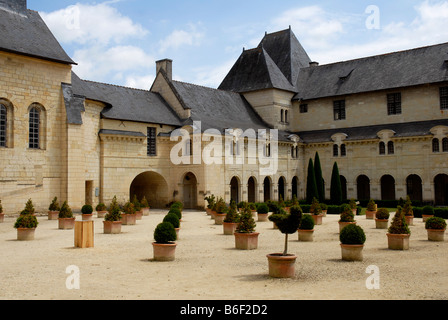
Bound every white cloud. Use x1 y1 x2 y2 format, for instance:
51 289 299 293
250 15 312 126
192 59 236 88
159 23 205 54
124 74 155 90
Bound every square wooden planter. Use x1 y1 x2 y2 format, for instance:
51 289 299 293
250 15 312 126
75 221 94 249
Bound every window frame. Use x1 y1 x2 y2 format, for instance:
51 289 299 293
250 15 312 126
433 138 440 153
0 104 6 148
29 106 40 150
441 87 448 110
300 104 308 114
333 100 346 121
147 127 157 157
387 93 402 115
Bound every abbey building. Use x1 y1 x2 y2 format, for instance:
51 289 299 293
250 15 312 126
1 0 447 213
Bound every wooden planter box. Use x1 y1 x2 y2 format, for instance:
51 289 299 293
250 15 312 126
427 229 446 242
17 228 35 241
341 244 364 261
48 211 59 220
387 233 410 250
59 218 76 230
103 221 122 234
75 221 94 249
234 232 259 250
298 229 314 242
267 254 297 278
152 243 177 261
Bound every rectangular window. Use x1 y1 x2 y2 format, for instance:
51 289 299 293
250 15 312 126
333 100 346 121
441 87 448 110
29 108 40 149
387 93 402 115
0 105 6 148
300 104 308 113
147 127 157 156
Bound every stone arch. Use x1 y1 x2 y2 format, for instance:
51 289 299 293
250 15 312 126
406 174 423 203
278 176 286 201
130 171 169 209
230 176 241 204
381 175 396 201
263 176 272 202
434 174 448 206
247 176 257 204
182 172 198 209
357 175 371 200
291 176 299 199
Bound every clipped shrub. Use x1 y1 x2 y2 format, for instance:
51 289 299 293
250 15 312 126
402 196 414 217
169 207 182 221
425 217 447 230
340 224 366 245
154 222 177 244
310 198 322 215
171 201 184 211
257 203 269 214
96 203 107 212
14 214 39 229
248 202 257 211
108 196 120 214
388 207 411 235
376 208 390 220
266 201 281 214
339 204 355 222
21 199 35 216
271 207 302 255
81 204 93 215
289 205 303 216
140 196 150 209
123 202 136 215
300 214 315 230
59 201 73 219
423 206 435 216
236 206 256 234
131 195 141 212
163 212 180 229
367 199 376 211
320 203 328 211
224 201 240 223
104 204 121 222
204 195 216 209
214 198 227 214
49 197 60 211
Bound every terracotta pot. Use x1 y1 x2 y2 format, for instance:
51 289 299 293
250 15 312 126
427 229 446 242
175 228 180 240
375 219 389 230
422 215 434 223
387 233 410 250
340 244 364 261
298 229 314 242
234 232 259 250
258 213 269 222
82 214 93 221
405 216 414 226
223 222 238 235
214 213 227 225
267 254 297 278
366 211 376 220
121 214 137 225
152 242 177 261
103 221 122 234
142 208 150 216
17 228 35 241
339 221 356 233
97 211 108 219
0 213 5 223
205 208 211 215
312 214 323 226
48 211 59 220
211 211 217 220
322 210 327 217
59 218 76 230
136 211 143 220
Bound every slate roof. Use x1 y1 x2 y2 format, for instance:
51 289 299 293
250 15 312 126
70 73 183 127
294 42 448 101
296 119 448 144
0 7 75 65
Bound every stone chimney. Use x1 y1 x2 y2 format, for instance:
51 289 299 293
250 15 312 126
309 61 319 67
156 59 173 81
0 0 27 15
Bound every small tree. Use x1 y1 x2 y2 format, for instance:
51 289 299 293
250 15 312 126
59 201 73 219
310 198 322 215
123 202 135 215
367 199 376 212
81 205 93 215
104 202 122 222
108 196 120 214
21 199 35 216
236 205 256 234
306 158 319 204
141 196 150 209
388 207 411 235
154 222 177 244
314 152 325 202
330 162 343 205
340 204 355 223
224 201 240 223
269 207 302 256
402 196 414 217
49 197 60 212
131 195 141 212
204 195 216 209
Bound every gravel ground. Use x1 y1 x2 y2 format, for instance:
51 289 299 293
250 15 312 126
0 209 447 300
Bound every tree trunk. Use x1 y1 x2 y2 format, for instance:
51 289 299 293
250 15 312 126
283 234 289 256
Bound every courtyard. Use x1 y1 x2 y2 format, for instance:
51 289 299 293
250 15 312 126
0 209 447 300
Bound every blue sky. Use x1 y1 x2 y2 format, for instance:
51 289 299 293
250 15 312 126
28 0 448 89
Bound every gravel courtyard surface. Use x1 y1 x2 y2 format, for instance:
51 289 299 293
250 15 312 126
0 209 447 300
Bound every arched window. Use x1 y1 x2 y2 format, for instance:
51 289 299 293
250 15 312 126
291 146 295 159
433 138 440 153
443 138 448 152
281 110 284 123
379 142 386 155
264 143 271 158
388 141 395 155
29 106 40 149
285 110 289 124
333 144 339 157
340 144 347 157
0 104 6 148
295 146 299 159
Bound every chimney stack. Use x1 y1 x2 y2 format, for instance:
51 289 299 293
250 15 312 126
309 61 319 67
156 59 173 81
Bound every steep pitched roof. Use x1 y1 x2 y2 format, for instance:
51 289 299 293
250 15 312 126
295 42 448 101
0 7 75 65
70 72 182 127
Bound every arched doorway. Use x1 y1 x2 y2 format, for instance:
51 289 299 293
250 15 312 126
381 175 396 201
130 171 169 208
357 175 371 200
340 175 348 201
230 177 240 204
406 175 423 203
183 172 198 209
292 177 299 199
248 177 256 204
278 177 286 201
434 174 448 206
264 177 272 202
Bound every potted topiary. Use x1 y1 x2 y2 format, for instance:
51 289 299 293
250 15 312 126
103 197 122 234
0 199 4 223
204 195 216 215
339 204 356 232
132 195 143 220
223 201 240 235
169 206 183 223
298 213 315 242
267 206 302 278
152 222 177 261
257 203 270 222
402 196 414 226
58 201 75 230
96 203 108 219
48 197 60 220
234 205 259 250
425 217 447 242
321 203 328 217
340 224 366 261
163 212 181 239
141 196 150 216
213 197 228 225
14 199 39 241
121 202 137 225
349 199 358 216
422 206 435 223
366 199 377 220
268 202 282 229
310 198 323 225
248 202 257 218
81 204 94 221
387 206 411 250
375 208 390 229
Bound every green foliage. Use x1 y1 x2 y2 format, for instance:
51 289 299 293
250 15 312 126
266 201 281 214
81 204 93 215
140 196 150 208
248 202 257 211
96 203 107 212
289 205 303 216
0 199 3 214
270 207 302 256
291 195 300 207
376 208 390 220
154 222 177 244
108 196 120 215
21 199 35 216
310 198 322 215
131 195 141 211
213 197 227 214
224 201 240 223
330 162 343 205
423 206 435 216
104 202 122 222
204 195 216 209
402 196 414 217
314 152 325 202
306 158 319 204
169 207 182 221
320 203 328 211
256 203 269 214
163 212 180 229
58 201 73 219
349 199 357 210
171 201 184 211
237 201 247 209
48 197 60 211
14 214 39 229
123 202 136 215
425 217 447 230
388 207 411 235
339 204 355 222
278 195 285 208
367 199 376 211
236 206 256 234
300 214 315 230
340 224 366 245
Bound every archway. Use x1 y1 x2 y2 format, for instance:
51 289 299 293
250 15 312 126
248 177 256 204
130 171 169 208
264 177 272 202
381 175 396 201
434 174 448 206
278 177 286 201
291 177 299 199
406 175 423 203
230 177 240 204
183 172 198 209
357 175 371 200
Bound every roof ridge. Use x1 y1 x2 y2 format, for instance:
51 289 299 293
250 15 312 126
172 79 241 95
80 78 151 93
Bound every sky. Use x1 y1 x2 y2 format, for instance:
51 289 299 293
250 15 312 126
28 0 448 90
